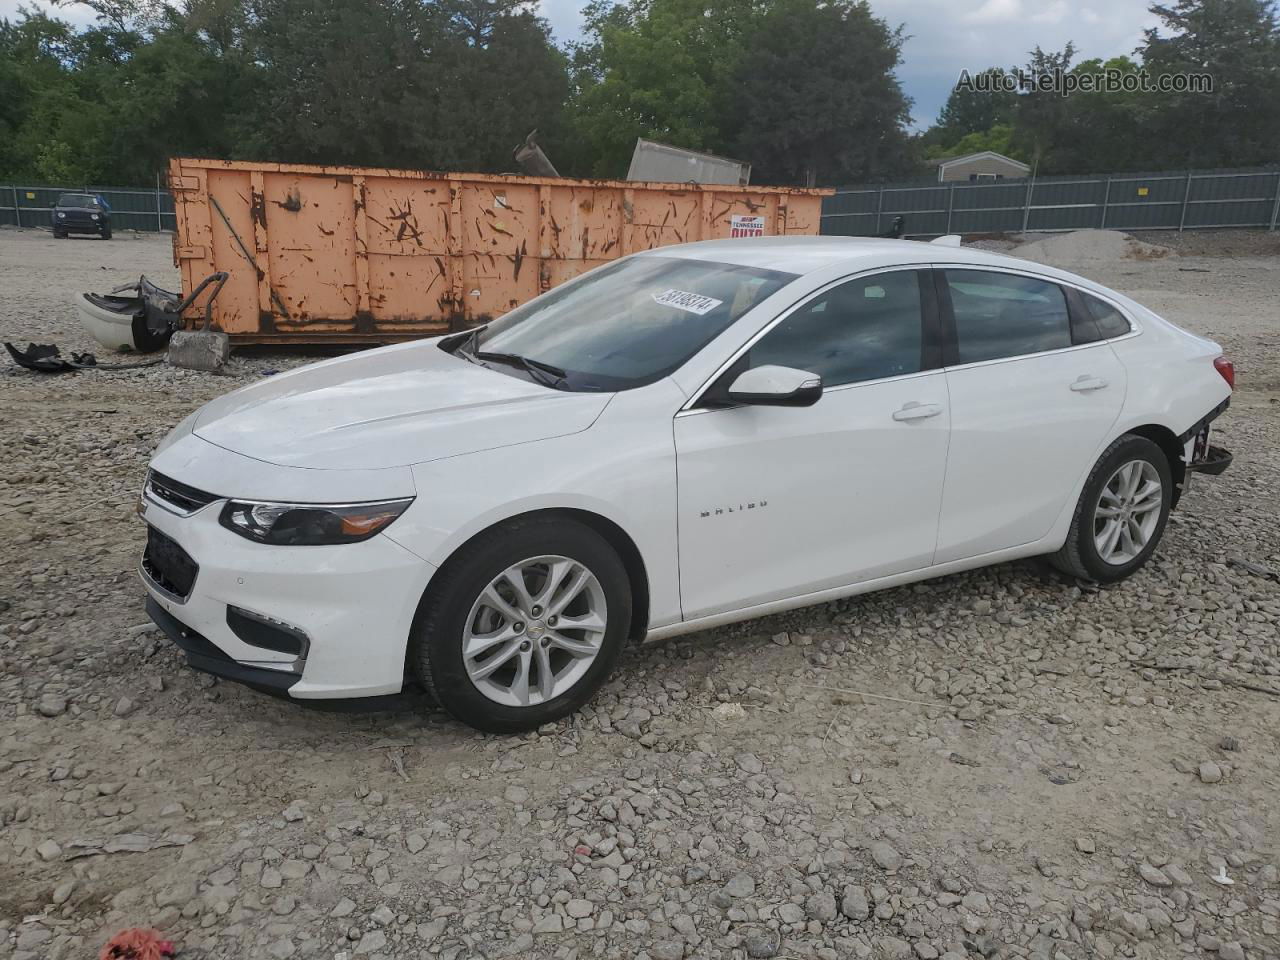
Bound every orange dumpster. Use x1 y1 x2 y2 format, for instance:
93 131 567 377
167 157 831 345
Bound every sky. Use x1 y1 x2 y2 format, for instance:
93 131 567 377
3 0 1165 129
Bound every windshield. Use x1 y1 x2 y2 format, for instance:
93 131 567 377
467 256 797 391
57 194 98 207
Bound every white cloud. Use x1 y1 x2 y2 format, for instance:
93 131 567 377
964 0 1024 25
1030 1 1069 24
893 0 1163 127
1 0 98 26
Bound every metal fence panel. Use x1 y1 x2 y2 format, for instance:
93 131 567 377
9 168 1279 237
883 185 950 211
823 166 1280 237
952 182 1026 210
821 188 878 217
822 214 879 237
0 182 177 232
1184 200 1275 228
955 208 1024 234
1188 171 1276 201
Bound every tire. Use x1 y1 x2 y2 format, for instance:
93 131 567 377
101 226 112 239
53 229 66 239
1049 433 1172 583
411 517 631 733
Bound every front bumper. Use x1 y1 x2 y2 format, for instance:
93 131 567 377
139 490 433 700
55 217 106 233
147 596 301 697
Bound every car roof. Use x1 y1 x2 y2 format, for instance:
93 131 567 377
636 235 1093 286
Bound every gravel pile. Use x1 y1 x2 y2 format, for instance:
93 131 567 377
1 228 1279 960
963 229 1280 263
1010 230 1172 266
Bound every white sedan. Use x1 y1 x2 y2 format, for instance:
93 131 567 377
140 237 1233 732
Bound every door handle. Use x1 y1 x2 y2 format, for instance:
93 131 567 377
892 401 943 422
1070 375 1109 392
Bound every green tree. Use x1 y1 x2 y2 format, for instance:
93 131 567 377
1139 0 1280 167
568 0 761 177
238 0 568 171
1048 56 1157 172
0 12 119 183
1009 42 1075 172
725 0 911 185
922 124 1023 166
570 0 910 184
936 67 1016 140
429 0 571 171
97 26 256 183
238 0 444 167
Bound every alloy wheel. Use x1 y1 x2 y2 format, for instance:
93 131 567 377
461 555 607 707
1093 459 1163 566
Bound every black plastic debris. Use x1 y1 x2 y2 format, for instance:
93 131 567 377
4 341 162 374
5 342 77 373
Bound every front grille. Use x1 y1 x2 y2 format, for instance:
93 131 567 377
142 526 199 600
147 470 218 514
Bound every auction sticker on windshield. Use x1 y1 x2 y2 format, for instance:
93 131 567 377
652 289 724 315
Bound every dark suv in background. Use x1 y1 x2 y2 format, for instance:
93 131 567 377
52 193 112 239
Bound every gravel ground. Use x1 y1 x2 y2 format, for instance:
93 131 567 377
2 226 1279 960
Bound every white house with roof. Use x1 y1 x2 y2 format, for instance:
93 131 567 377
936 151 1031 182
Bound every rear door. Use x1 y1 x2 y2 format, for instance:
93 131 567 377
674 268 951 619
933 267 1127 564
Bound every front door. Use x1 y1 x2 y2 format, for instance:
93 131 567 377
674 269 951 620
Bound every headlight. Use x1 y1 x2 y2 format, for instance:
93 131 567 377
57 212 66 219
91 214 99 220
219 498 414 546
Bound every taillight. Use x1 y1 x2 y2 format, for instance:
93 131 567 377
1214 356 1235 390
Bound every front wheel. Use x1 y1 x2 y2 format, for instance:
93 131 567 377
1049 434 1172 583
100 226 112 239
411 517 631 733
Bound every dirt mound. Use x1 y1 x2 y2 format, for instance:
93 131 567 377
1011 229 1172 266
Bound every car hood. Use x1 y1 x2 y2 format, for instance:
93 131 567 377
192 339 612 470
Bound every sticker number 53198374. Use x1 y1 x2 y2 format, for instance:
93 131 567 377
651 289 724 315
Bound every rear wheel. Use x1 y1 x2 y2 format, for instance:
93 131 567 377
411 517 631 733
1049 434 1172 583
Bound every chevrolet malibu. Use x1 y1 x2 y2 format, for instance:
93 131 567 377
140 237 1233 732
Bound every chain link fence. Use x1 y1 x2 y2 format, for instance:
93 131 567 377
822 165 1280 238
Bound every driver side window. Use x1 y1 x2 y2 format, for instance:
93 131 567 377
746 270 926 387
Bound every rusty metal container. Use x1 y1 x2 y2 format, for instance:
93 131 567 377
168 157 831 344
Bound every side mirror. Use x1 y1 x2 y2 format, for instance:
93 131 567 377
726 365 823 407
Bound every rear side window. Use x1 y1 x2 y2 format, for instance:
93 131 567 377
944 270 1071 364
747 270 925 387
1080 291 1131 339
